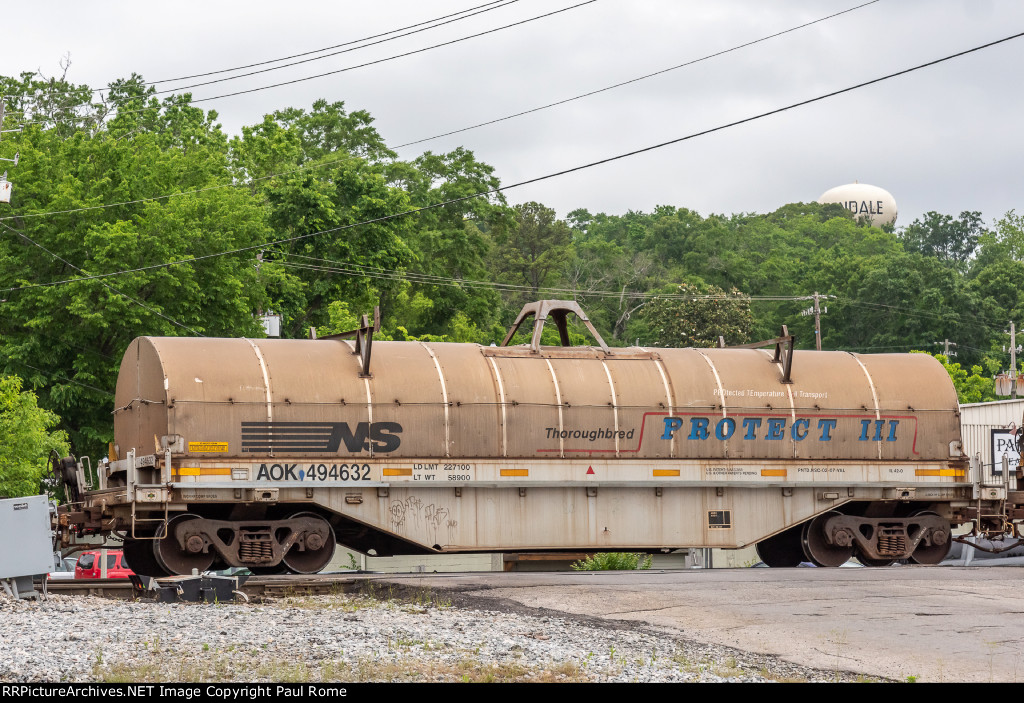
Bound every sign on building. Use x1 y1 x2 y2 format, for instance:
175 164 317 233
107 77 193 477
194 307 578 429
990 429 1020 476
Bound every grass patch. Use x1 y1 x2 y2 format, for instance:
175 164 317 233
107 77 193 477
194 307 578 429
95 652 595 683
571 553 653 571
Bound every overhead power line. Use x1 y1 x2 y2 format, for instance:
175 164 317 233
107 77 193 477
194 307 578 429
0 0 881 223
280 253 816 300
840 344 926 352
0 355 113 395
155 0 599 107
144 0 528 98
393 0 882 149
0 221 204 335
797 295 991 332
0 171 316 222
840 298 1005 329
2 28 1023 296
20 1 518 103
15 0 595 124
149 0 518 86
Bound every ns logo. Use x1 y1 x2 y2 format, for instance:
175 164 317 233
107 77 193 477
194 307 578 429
241 421 402 453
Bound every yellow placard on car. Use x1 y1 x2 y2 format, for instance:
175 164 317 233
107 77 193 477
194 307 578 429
188 441 229 453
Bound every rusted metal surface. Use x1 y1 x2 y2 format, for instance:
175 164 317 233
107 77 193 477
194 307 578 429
719 326 796 384
165 515 331 569
319 307 379 378
113 339 962 465
42 574 364 599
952 535 1024 553
500 300 610 352
42 578 139 598
822 513 950 562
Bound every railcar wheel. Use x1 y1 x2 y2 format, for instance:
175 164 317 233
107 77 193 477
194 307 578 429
755 524 805 567
801 511 854 567
154 514 216 575
907 511 951 565
281 512 336 574
856 555 896 567
123 538 169 577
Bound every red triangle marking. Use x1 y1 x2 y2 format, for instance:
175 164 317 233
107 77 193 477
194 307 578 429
586 466 595 475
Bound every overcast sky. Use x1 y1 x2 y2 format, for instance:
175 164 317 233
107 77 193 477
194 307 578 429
3 0 1023 229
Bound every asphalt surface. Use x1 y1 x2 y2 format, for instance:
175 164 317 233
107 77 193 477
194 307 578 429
364 565 1024 683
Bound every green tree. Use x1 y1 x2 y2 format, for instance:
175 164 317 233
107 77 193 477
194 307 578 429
974 210 1024 263
0 375 69 498
491 202 573 302
899 211 985 266
825 251 991 364
271 99 396 163
0 75 272 457
385 147 507 335
564 208 667 342
0 67 105 139
230 104 509 341
913 352 995 404
257 158 417 337
569 237 658 341
638 283 753 348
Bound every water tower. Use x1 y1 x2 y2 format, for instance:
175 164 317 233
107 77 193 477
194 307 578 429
818 182 897 228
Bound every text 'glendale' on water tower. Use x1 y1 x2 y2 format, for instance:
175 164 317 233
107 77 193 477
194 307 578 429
818 182 897 228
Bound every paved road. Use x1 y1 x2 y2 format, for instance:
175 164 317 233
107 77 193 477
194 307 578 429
370 565 1024 683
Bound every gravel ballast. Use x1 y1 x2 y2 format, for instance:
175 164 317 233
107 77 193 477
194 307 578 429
0 590 875 683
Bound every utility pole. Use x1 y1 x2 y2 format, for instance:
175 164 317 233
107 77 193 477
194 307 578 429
1011 323 1018 400
0 98 24 204
934 339 957 358
996 324 1022 398
812 292 822 352
799 292 833 351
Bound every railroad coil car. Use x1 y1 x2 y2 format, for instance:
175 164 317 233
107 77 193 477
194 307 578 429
52 300 1023 574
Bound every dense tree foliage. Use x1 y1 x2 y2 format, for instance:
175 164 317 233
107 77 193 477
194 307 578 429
913 352 997 404
639 283 753 348
0 375 68 498
899 211 985 266
491 201 573 304
0 74 270 452
0 69 1019 462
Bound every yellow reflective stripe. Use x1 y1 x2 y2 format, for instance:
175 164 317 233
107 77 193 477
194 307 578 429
500 469 529 477
172 467 232 479
653 469 680 477
761 469 787 477
382 468 412 476
915 469 965 477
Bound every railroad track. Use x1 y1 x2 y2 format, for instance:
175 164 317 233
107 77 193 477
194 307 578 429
40 574 369 600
